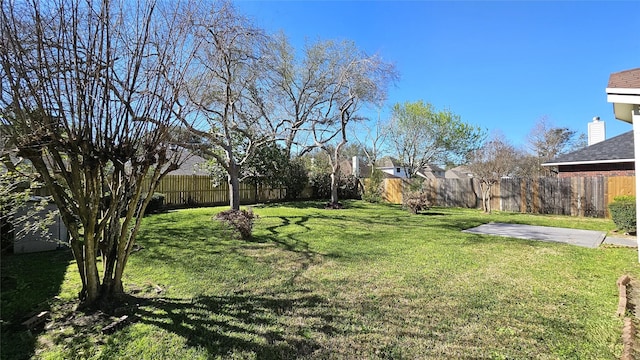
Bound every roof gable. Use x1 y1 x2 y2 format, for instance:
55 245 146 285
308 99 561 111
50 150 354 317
376 156 401 168
543 130 634 166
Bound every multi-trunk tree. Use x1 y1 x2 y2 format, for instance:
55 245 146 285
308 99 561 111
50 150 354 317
1 0 197 308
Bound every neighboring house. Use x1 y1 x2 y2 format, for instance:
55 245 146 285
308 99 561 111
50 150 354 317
542 130 634 178
375 156 445 179
421 164 446 179
445 165 475 179
376 156 408 178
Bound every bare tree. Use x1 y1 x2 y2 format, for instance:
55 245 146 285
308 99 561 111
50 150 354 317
352 112 389 167
180 2 276 211
527 116 585 177
389 100 485 178
269 37 396 205
298 41 395 205
468 133 520 213
269 36 337 158
1 0 196 308
512 152 544 179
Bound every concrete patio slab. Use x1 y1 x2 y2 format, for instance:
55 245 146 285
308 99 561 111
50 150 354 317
463 222 606 248
603 236 638 247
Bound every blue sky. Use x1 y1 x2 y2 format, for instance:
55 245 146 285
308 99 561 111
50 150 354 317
236 0 639 149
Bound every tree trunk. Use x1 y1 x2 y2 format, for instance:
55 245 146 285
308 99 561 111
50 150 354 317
229 164 241 211
330 171 339 204
83 232 101 306
70 239 87 301
483 184 492 214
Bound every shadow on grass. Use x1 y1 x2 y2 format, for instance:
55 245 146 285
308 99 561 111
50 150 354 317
254 199 380 211
255 200 325 210
102 292 337 359
1 249 73 360
417 211 448 216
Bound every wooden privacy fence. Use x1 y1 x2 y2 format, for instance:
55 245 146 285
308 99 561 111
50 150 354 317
145 174 636 217
499 177 606 217
143 175 308 207
374 176 636 218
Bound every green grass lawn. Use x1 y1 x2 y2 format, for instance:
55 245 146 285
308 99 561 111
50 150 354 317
2 201 640 359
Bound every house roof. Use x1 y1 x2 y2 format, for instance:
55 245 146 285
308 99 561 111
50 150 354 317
167 152 210 175
445 165 474 179
608 68 640 89
375 156 444 172
543 130 634 166
423 164 445 173
374 156 445 178
376 156 402 168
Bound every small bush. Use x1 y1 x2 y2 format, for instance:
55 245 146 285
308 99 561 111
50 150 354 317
145 193 165 214
361 189 382 203
404 191 430 214
609 196 636 234
310 173 331 199
215 209 256 240
363 168 384 203
339 175 361 199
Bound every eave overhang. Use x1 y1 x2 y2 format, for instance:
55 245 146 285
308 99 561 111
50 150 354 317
606 87 640 123
542 158 634 167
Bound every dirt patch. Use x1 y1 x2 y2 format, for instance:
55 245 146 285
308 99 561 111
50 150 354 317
32 284 166 354
324 202 344 209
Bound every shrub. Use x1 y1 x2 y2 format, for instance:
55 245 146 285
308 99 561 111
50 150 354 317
404 191 430 214
145 193 165 214
283 159 309 200
614 195 636 203
609 196 636 234
215 209 256 240
310 173 360 200
310 173 331 199
363 168 384 203
339 175 360 199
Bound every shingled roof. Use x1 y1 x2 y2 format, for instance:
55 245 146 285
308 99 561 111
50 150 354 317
543 130 634 166
608 68 640 89
167 152 210 175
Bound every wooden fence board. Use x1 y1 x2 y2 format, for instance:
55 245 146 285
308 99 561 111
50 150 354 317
608 176 635 203
383 178 403 204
